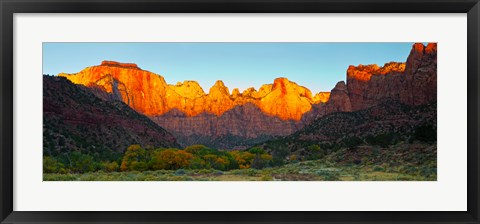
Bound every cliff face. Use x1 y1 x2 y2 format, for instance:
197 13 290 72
60 61 320 121
59 61 328 148
59 61 170 116
345 43 437 110
325 81 352 114
56 43 437 148
152 103 304 148
404 43 438 106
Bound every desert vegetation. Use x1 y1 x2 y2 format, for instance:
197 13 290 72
43 138 436 181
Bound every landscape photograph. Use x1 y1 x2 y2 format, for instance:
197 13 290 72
43 42 437 181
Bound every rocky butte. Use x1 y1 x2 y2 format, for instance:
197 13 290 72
59 60 326 121
58 43 437 148
345 43 437 111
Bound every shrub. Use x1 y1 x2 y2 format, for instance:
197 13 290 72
120 145 148 171
414 124 436 143
373 165 385 172
130 161 148 171
69 151 95 173
174 169 186 176
249 147 266 155
261 174 273 181
43 156 66 173
289 154 298 162
103 161 119 172
317 170 340 181
306 144 325 160
231 150 255 169
366 133 399 147
184 145 209 155
189 157 206 170
251 154 272 169
344 136 363 148
267 142 290 166
150 149 193 170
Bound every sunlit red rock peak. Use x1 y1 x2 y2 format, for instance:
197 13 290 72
59 64 329 121
101 60 141 69
57 42 436 121
347 62 406 82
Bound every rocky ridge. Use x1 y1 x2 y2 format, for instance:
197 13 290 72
60 61 324 121
43 75 179 156
56 43 437 148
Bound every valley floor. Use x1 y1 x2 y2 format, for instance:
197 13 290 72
43 159 436 181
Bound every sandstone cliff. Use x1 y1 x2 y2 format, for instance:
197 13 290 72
345 43 437 110
56 43 437 148
60 61 320 121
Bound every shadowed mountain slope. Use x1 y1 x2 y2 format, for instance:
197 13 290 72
43 75 179 157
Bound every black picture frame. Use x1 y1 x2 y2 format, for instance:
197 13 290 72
1 0 479 223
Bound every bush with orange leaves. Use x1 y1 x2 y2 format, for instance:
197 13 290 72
230 150 255 169
120 144 148 171
150 148 194 170
120 144 276 172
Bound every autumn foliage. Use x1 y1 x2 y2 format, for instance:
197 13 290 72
43 144 276 174
119 144 273 172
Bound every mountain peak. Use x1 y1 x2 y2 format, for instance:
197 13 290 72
347 62 405 82
313 92 330 103
209 80 230 96
412 43 425 54
273 77 289 86
272 77 291 95
232 88 241 98
425 43 437 54
334 81 347 90
170 80 205 99
214 80 226 87
100 60 140 69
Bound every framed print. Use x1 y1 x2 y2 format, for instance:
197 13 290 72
1 0 479 223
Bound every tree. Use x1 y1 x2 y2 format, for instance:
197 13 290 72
251 153 273 169
202 154 219 169
184 145 209 155
414 124 436 143
173 150 194 169
189 157 206 169
344 136 363 148
248 147 265 155
306 144 325 160
150 149 193 170
69 151 95 173
121 144 148 171
213 156 231 170
267 142 290 166
231 150 255 169
103 161 119 172
43 156 65 173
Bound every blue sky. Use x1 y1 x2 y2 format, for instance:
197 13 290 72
43 43 414 93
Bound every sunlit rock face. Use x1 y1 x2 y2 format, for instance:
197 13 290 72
57 43 436 148
313 92 330 104
255 77 313 121
59 60 171 116
60 64 323 121
345 43 437 111
59 62 330 148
